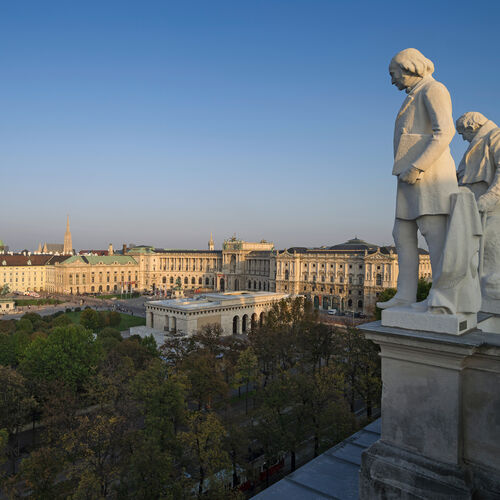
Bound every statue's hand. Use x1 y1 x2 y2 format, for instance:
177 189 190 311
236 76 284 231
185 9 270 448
478 192 499 213
399 166 421 185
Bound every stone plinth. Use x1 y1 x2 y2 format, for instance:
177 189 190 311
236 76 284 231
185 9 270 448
381 306 477 335
359 321 500 499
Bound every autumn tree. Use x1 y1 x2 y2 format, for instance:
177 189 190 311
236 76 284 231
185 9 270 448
234 347 259 414
131 358 187 448
180 411 230 498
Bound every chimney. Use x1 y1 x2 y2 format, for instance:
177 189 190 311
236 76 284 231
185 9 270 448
108 243 114 256
122 244 127 255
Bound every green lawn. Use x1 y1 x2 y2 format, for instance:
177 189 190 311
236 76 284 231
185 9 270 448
14 298 62 306
65 310 145 331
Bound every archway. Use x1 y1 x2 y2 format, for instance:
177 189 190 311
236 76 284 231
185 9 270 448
358 300 363 310
322 296 329 310
259 312 265 326
348 299 353 309
313 296 319 309
251 313 258 331
234 279 239 291
242 314 248 333
220 278 225 292
233 315 240 334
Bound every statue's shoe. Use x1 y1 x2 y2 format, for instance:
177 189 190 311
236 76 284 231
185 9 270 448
376 296 412 310
410 298 428 312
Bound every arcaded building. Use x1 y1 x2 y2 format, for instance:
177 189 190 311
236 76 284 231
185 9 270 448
145 291 289 336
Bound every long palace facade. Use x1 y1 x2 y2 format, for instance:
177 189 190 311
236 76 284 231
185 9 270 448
2 235 430 314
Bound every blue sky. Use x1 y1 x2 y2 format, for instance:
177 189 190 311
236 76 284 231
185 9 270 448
1 0 499 251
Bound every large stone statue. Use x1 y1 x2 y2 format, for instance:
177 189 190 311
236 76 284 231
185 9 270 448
456 111 500 313
377 48 458 310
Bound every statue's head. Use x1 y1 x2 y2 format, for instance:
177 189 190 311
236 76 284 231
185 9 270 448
389 48 434 91
456 112 488 143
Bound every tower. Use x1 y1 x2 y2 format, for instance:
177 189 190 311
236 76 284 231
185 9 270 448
63 215 73 255
208 232 214 251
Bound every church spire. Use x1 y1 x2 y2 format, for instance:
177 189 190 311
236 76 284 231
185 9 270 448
208 232 214 251
63 215 73 255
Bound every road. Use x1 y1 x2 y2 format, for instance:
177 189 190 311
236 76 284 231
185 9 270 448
1 294 149 320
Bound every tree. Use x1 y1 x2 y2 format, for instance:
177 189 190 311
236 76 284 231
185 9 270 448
107 310 121 328
0 367 34 474
180 411 230 498
0 283 9 295
181 351 228 410
79 307 100 331
62 412 129 498
234 347 259 414
131 358 187 448
20 324 103 391
335 328 381 417
0 331 31 366
115 432 183 500
18 446 69 499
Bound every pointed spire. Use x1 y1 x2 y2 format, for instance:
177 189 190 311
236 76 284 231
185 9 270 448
63 215 73 255
208 232 214 251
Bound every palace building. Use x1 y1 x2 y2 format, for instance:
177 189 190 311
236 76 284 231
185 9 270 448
15 224 431 315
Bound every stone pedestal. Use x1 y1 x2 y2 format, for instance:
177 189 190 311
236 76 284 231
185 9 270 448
358 321 500 499
381 306 477 335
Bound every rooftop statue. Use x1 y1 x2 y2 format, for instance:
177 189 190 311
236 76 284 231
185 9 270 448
377 48 458 311
456 112 500 313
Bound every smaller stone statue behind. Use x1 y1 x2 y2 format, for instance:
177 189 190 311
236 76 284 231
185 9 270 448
456 112 500 314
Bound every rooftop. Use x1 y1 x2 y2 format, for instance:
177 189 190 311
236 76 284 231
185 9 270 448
60 255 137 266
147 291 288 311
253 419 381 500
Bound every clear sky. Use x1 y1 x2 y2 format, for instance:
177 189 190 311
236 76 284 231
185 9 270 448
2 0 499 251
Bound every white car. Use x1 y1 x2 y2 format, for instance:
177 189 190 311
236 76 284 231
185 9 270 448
327 309 337 315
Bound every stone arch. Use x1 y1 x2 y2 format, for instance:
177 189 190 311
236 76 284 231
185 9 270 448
322 296 329 310
348 298 353 308
233 315 240 334
313 296 320 309
220 278 225 292
251 313 258 330
358 300 363 309
242 314 248 333
234 278 239 291
259 311 265 326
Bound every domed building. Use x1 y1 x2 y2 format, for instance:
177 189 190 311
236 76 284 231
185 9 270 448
274 237 431 314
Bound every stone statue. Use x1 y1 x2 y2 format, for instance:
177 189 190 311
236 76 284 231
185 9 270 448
456 111 500 313
377 48 458 310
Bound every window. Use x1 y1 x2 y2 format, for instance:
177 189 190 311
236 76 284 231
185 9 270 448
170 277 174 283
376 274 382 286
